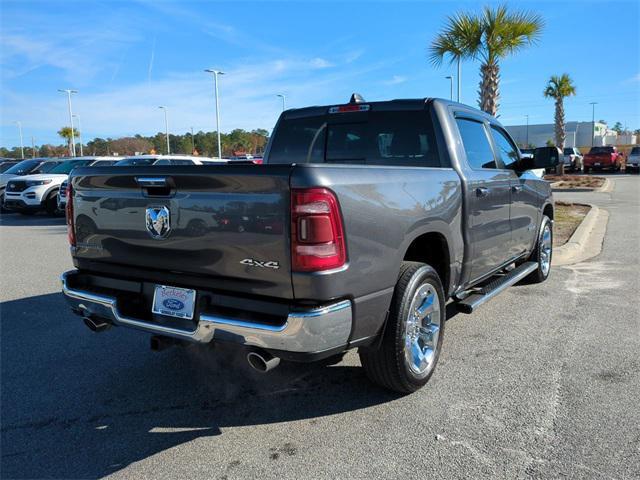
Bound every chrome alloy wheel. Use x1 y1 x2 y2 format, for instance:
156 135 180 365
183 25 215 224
540 223 552 276
403 283 441 377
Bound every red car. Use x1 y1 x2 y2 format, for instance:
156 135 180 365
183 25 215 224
584 146 622 172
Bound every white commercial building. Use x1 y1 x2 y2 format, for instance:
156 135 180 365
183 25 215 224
505 121 609 148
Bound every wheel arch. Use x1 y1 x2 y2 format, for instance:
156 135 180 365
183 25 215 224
401 230 452 299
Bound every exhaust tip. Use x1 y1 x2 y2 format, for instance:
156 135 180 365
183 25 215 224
83 316 111 332
247 351 280 373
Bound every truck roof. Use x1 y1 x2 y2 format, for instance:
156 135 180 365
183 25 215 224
281 97 494 121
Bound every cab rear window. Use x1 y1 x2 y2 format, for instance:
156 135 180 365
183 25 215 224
267 110 441 167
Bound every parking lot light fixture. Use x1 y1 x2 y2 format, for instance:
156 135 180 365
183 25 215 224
590 102 598 147
445 76 453 101
205 69 225 159
277 94 286 112
58 89 78 157
72 114 83 156
158 106 170 154
14 121 24 159
525 114 529 147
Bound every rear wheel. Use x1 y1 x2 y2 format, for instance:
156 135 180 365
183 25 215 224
359 262 445 394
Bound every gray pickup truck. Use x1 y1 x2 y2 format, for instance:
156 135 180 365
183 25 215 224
61 96 553 393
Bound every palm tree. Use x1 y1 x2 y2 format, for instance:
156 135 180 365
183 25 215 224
57 126 78 156
544 74 576 174
430 5 544 116
543 74 576 150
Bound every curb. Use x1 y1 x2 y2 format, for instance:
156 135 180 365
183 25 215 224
553 203 609 266
596 177 614 193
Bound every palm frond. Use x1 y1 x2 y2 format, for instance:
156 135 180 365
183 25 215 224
428 12 482 66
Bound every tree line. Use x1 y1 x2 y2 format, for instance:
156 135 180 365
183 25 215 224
0 128 270 159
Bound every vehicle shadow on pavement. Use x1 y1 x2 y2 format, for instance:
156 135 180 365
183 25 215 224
1 292 401 479
0 213 65 227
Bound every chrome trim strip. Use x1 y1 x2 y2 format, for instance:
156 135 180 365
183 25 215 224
61 270 352 352
136 177 168 186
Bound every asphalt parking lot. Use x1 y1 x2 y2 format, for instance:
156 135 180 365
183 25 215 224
1 175 638 479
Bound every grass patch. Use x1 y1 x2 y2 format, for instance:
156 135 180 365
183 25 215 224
554 202 590 246
544 175 605 189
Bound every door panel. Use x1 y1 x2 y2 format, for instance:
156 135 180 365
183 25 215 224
489 126 539 255
467 171 513 280
455 118 513 281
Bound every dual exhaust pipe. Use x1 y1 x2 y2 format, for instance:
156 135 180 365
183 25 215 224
82 315 280 372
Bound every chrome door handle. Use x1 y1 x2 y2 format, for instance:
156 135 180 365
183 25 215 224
475 187 490 197
511 185 523 193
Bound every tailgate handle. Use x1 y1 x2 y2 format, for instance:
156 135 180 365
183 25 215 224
136 177 168 187
136 177 173 197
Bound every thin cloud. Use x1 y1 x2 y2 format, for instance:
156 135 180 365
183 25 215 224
622 73 640 84
148 36 156 83
383 75 408 85
310 58 334 69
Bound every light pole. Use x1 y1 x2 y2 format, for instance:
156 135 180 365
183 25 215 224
277 93 286 112
31 136 35 158
457 57 461 103
158 106 170 154
58 89 78 156
205 69 225 159
590 102 598 147
72 114 83 156
14 121 24 159
445 76 453 101
525 114 529 147
190 126 195 154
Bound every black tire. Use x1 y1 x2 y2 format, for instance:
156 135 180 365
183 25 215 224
524 215 552 283
44 192 59 216
359 261 446 394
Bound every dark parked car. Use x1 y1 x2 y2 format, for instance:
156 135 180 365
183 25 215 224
0 160 20 173
61 96 553 393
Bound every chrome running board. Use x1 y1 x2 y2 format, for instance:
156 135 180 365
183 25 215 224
455 261 538 314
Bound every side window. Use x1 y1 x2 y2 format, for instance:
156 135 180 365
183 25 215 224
171 159 195 165
455 118 497 169
154 159 170 165
490 126 519 169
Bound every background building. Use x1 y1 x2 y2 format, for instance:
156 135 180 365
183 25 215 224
505 121 610 148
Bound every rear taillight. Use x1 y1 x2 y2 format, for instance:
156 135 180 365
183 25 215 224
291 188 346 272
65 183 75 247
252 158 264 165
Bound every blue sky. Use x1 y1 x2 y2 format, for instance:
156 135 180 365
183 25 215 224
1 0 639 148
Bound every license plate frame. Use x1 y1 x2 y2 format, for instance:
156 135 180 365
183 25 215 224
152 285 196 320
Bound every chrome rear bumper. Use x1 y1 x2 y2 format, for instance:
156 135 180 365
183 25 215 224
60 270 352 353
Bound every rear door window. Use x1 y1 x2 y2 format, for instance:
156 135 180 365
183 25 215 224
455 118 498 169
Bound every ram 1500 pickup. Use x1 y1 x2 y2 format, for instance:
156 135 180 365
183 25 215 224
61 96 554 393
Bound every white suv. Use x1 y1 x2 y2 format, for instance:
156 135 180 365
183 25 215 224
3 157 115 215
57 158 119 210
627 147 640 173
563 147 584 173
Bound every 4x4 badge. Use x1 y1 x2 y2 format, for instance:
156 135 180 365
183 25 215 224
240 258 280 269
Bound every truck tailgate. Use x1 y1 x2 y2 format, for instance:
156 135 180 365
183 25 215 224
69 165 294 299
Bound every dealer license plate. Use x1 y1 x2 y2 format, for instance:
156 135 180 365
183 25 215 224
152 285 196 320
